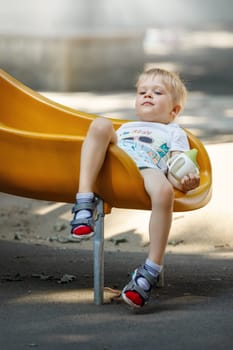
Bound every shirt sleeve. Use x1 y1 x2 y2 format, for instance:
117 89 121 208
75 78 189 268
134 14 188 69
169 125 190 152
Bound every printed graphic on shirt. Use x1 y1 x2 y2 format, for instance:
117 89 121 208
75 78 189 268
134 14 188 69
117 123 170 170
117 122 189 171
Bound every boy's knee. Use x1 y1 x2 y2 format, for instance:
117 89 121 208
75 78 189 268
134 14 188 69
151 182 174 208
89 118 113 137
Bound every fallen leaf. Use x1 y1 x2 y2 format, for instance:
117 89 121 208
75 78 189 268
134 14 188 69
57 274 77 284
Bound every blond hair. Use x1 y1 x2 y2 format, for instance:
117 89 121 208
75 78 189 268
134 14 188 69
136 68 187 110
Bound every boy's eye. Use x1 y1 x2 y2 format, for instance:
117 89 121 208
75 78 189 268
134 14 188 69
138 90 163 95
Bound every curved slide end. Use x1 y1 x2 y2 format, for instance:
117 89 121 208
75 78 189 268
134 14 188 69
0 69 212 212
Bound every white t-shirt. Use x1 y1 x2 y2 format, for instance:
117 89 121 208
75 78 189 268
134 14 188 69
116 121 190 172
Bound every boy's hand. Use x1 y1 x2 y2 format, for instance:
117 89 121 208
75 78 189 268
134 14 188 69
180 173 200 192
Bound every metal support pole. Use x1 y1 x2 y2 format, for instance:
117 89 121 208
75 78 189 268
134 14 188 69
93 197 105 305
92 196 164 303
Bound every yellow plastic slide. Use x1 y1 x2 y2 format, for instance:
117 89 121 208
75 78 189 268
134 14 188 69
0 69 212 213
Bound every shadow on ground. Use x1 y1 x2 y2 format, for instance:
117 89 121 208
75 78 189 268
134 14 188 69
0 239 232 350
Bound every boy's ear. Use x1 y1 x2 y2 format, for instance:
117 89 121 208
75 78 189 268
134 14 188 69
171 105 182 117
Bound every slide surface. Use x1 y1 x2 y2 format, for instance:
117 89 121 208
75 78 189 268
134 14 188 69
0 69 212 212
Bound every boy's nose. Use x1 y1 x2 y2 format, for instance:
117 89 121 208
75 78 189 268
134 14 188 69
144 91 152 98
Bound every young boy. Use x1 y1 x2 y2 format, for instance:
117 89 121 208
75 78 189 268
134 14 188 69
70 68 200 308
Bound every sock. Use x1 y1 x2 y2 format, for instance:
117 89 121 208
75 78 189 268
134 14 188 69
138 259 162 290
125 259 162 306
144 258 163 276
72 192 94 236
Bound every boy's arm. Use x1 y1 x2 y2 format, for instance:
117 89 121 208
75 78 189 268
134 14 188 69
168 151 200 192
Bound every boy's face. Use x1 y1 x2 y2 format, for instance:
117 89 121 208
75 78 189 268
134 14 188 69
135 75 180 124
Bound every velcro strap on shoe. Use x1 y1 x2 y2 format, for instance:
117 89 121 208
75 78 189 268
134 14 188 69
70 217 95 229
72 200 97 214
135 266 157 287
123 279 149 301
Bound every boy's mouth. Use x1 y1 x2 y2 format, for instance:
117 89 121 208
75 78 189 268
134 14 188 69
142 101 154 106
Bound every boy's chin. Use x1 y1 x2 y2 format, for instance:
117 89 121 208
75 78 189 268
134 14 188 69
138 115 162 123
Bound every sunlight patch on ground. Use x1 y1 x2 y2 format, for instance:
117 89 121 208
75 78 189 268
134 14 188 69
224 108 233 118
187 31 233 49
10 289 94 304
143 29 233 55
48 334 92 344
32 202 67 215
42 91 135 116
178 115 209 125
144 62 181 72
9 288 119 305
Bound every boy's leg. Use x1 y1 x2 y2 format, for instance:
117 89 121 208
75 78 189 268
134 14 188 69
141 168 174 265
71 118 117 239
122 168 174 307
79 117 117 193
